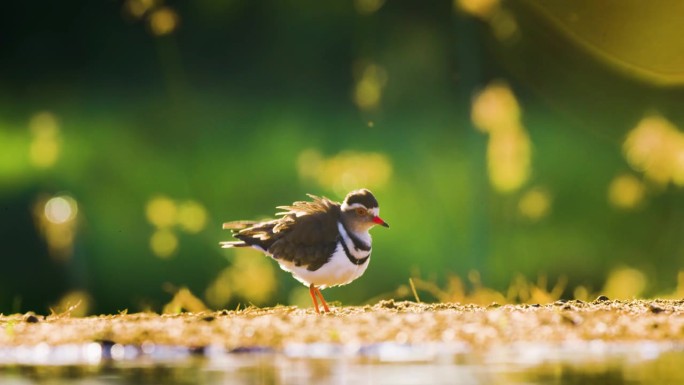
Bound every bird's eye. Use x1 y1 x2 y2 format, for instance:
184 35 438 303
355 207 367 216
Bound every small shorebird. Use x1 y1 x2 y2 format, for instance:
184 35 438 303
220 189 389 314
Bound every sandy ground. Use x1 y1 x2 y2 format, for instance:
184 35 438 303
1 299 683 349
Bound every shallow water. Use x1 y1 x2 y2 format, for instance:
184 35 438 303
0 341 682 385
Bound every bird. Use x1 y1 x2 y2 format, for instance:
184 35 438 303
220 189 389 314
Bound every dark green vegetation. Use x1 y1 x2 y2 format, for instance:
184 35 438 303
1 1 684 314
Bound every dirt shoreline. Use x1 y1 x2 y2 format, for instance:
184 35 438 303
1 299 683 349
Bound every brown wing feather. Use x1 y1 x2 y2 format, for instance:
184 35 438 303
229 195 341 271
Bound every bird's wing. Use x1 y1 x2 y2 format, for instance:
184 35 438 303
228 195 341 271
267 205 341 271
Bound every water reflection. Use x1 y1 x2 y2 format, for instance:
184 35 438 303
0 341 681 384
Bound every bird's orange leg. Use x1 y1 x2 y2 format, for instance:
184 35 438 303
314 287 331 313
309 284 321 314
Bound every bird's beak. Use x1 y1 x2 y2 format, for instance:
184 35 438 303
372 216 390 228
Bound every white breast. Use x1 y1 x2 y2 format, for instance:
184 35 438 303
275 223 372 288
277 244 369 288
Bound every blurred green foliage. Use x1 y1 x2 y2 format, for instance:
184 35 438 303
1 0 684 314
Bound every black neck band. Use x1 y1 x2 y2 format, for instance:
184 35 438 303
338 235 370 265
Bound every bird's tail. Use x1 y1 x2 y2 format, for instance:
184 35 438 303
219 241 249 248
222 220 258 230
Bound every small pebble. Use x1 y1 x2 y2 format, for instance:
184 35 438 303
25 315 40 323
595 295 610 302
649 304 664 314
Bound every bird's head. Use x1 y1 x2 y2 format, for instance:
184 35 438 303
340 189 389 232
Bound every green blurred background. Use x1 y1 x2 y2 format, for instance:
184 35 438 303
2 0 684 314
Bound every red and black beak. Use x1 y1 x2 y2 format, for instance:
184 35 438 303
372 216 390 228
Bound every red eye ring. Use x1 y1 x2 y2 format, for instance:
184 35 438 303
355 207 367 215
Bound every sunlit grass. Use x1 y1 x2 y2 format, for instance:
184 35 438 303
50 291 92 318
163 287 208 314
78 264 684 316
386 266 675 306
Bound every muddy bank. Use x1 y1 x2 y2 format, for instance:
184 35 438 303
1 299 683 349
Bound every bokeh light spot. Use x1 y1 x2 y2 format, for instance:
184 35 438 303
29 112 59 137
487 129 531 193
353 62 388 111
601 266 646 299
123 0 157 19
205 267 233 308
28 111 60 169
473 81 531 193
146 196 177 228
150 229 178 258
354 0 385 15
177 200 208 233
455 0 499 20
518 187 551 221
45 196 78 224
297 149 393 196
52 290 92 317
472 82 521 134
149 7 179 36
623 114 684 186
608 174 645 210
210 248 276 305
490 10 519 42
34 194 79 262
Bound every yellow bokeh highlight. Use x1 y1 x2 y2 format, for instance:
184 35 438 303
297 149 392 196
472 82 520 134
623 114 684 186
149 7 179 36
454 0 499 20
490 9 519 43
472 81 531 193
28 111 61 169
601 266 646 300
163 287 208 314
123 0 157 19
177 200 208 233
205 267 234 308
354 0 385 15
34 194 78 262
150 229 178 258
608 174 645 210
146 196 177 228
518 187 551 221
353 62 388 111
51 291 92 317
29 111 59 137
146 196 208 258
454 0 517 43
209 248 276 306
